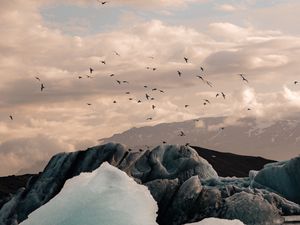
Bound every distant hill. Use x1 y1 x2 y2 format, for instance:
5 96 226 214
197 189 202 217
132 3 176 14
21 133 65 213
100 116 300 160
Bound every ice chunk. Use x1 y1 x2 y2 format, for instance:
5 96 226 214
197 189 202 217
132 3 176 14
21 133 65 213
20 162 158 225
185 217 245 225
253 156 300 204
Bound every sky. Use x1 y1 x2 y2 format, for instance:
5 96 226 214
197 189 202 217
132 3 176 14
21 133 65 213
1 0 300 175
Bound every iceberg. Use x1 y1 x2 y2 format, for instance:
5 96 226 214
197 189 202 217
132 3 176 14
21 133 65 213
185 218 245 225
20 162 158 225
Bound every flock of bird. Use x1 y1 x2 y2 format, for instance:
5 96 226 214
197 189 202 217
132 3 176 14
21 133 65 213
6 0 300 146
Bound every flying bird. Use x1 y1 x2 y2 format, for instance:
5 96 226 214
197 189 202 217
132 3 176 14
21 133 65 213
294 81 299 85
123 80 129 84
216 93 220 98
114 51 120 56
196 75 204 81
177 71 182 77
9 115 13 120
184 57 188 63
221 92 226 99
200 67 204 72
162 141 167 144
126 92 130 94
152 88 157 91
179 131 185 136
185 105 189 108
147 117 152 120
98 0 108 5
110 74 114 77
89 68 94 74
87 103 92 106
152 105 156 110
78 76 82 79
159 90 164 93
100 60 106 64
86 75 93 79
150 97 155 100
40 83 45 92
116 80 121 84
206 81 213 87
144 85 148 88
152 68 157 71
35 76 41 82
239 74 249 83
203 99 210 104
145 94 150 100
129 98 133 101
137 100 142 103
113 100 117 103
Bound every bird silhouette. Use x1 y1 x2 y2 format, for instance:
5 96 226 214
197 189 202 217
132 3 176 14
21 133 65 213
159 90 164 93
35 77 41 82
196 75 204 81
203 99 210 104
144 85 148 88
294 81 299 85
41 83 45 92
9 115 13 120
98 0 108 5
147 117 152 120
177 71 182 77
145 94 150 100
86 75 93 79
137 100 142 103
179 131 185 136
126 92 130 94
200 67 204 72
152 88 157 91
216 93 220 98
123 80 129 84
110 74 114 77
113 100 117 103
185 105 189 108
206 81 213 87
150 97 155 100
221 92 226 99
101 60 106 64
87 103 92 106
162 141 167 144
78 76 82 79
152 68 157 71
239 74 249 83
89 68 94 74
129 98 133 101
184 57 188 63
247 108 251 111
114 51 120 56
116 80 121 84
152 105 156 110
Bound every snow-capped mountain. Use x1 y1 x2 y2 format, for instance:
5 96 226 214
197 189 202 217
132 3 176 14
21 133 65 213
100 116 300 160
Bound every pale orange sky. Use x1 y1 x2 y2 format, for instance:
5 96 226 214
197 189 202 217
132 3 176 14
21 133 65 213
1 0 300 175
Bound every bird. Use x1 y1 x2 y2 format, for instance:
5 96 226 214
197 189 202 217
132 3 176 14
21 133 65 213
98 0 108 5
113 100 117 103
177 71 182 77
137 100 142 103
40 83 45 92
144 85 148 88
185 105 189 108
89 68 94 74
78 76 82 79
184 57 188 63
294 81 299 85
139 149 143 152
116 80 121 84
147 117 152 120
110 74 114 77
163 141 167 144
152 105 156 110
206 81 213 87
179 131 185 136
9 115 13 120
150 97 155 100
220 127 225 131
87 103 92 106
221 92 226 99
159 90 164 93
100 60 106 64
247 108 251 111
239 74 249 83
216 93 220 98
145 94 150 100
35 76 41 82
125 92 130 94
196 75 204 81
203 99 210 104
146 67 150 70
152 88 157 91
114 51 120 56
86 75 93 79
123 80 129 84
200 67 204 72
129 98 133 101
152 68 157 71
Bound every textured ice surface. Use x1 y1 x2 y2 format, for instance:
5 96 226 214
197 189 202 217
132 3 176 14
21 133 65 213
185 218 245 225
253 156 300 204
20 162 158 225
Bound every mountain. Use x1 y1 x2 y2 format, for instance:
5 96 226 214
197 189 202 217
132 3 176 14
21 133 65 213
0 143 299 225
100 116 300 160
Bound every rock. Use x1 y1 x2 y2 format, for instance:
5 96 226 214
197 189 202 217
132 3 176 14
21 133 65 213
253 156 300 204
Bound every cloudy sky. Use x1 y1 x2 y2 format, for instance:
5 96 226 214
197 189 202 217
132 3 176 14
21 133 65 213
1 0 300 175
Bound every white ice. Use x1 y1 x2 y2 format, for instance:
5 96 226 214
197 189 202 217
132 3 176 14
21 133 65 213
20 162 158 225
185 218 245 225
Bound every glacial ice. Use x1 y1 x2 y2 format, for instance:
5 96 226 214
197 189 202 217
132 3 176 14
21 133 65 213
185 218 245 225
20 162 158 225
253 156 300 204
